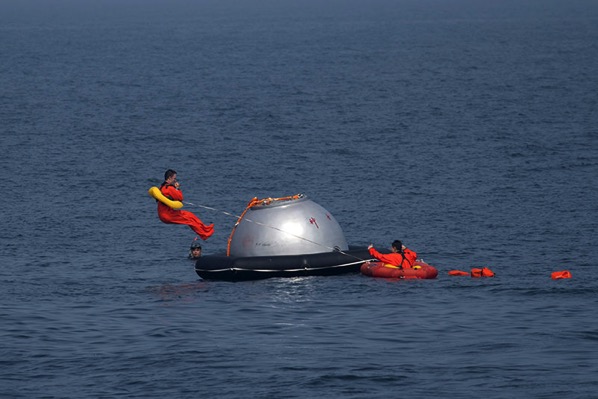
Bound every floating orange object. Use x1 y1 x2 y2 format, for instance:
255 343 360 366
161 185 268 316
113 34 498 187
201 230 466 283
471 267 495 278
551 270 572 280
361 260 438 279
448 270 470 276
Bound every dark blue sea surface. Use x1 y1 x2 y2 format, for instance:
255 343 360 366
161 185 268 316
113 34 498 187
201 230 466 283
1 0 597 398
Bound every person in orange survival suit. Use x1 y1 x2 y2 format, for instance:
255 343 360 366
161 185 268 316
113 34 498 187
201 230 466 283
157 169 214 240
368 240 417 268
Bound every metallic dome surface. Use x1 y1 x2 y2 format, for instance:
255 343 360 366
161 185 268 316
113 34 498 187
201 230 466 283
229 195 348 257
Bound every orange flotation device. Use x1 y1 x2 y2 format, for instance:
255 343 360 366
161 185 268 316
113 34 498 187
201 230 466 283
448 267 495 277
361 260 438 279
551 270 572 280
471 267 495 278
449 270 470 276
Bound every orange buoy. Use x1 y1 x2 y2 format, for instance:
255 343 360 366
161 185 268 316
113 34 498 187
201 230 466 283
551 270 572 280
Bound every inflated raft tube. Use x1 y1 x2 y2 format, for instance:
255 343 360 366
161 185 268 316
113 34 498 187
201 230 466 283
361 260 438 280
195 247 374 281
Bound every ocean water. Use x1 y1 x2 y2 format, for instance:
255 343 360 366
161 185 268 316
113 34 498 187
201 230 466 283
1 0 597 398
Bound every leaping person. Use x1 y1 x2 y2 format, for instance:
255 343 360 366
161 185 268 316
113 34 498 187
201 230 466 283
156 169 214 240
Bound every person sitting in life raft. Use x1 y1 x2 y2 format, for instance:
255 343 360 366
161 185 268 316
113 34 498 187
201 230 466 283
368 240 417 268
157 169 214 240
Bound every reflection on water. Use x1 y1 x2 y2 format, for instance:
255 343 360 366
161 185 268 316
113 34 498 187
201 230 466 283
149 281 210 302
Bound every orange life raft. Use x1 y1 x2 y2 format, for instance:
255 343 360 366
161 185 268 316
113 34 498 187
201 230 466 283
361 260 438 280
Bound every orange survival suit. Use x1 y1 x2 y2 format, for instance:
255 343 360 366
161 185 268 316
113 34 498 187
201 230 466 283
368 246 417 268
157 183 214 240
